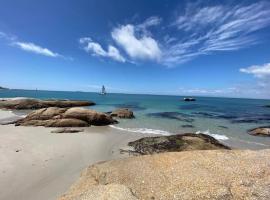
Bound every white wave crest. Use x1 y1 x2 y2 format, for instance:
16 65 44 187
109 125 171 135
195 130 229 140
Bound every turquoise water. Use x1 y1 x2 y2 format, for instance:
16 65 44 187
1 89 270 149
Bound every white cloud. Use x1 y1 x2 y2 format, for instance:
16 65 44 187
14 42 60 57
111 24 161 61
163 1 270 65
240 63 270 78
79 37 125 62
82 2 270 66
0 30 66 59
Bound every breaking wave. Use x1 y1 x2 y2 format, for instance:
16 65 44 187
195 130 229 140
109 125 171 135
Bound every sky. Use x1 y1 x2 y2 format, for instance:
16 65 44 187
0 0 270 99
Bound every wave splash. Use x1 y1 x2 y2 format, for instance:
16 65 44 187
109 125 171 135
195 130 229 140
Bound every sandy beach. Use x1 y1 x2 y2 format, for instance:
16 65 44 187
0 110 142 200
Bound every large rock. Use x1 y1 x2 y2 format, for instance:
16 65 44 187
0 98 95 110
59 149 270 200
15 107 117 127
63 107 117 126
110 108 134 119
127 133 230 155
60 184 138 200
248 126 270 137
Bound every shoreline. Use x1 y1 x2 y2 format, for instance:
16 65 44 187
0 107 269 199
0 110 144 200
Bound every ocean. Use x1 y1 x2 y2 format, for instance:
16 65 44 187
1 89 270 149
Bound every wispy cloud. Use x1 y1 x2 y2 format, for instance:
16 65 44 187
79 37 125 62
240 63 270 78
163 1 270 65
84 2 270 66
13 42 60 57
0 31 68 59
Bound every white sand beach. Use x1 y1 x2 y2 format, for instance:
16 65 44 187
0 110 141 200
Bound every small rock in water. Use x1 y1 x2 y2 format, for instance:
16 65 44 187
218 125 228 129
110 108 134 119
181 124 194 128
248 126 270 137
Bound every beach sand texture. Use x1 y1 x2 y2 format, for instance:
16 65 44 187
0 110 141 200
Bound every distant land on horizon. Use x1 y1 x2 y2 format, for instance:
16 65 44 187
0 86 8 90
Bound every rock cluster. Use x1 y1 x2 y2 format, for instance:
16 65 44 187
14 107 117 127
248 126 270 137
110 108 134 119
59 149 270 200
127 133 230 155
0 98 95 110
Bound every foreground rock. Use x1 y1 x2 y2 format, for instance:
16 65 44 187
127 133 230 155
14 107 117 127
110 108 134 119
0 98 95 110
248 126 270 137
59 149 270 200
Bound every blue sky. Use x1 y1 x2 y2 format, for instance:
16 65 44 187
0 0 270 98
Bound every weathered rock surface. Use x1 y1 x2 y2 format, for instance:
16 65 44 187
51 128 84 133
248 126 270 137
127 133 230 155
59 149 270 200
15 107 117 127
60 184 138 200
110 108 134 119
0 98 95 110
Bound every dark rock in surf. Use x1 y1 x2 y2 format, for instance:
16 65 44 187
181 124 194 128
113 102 146 111
147 112 194 123
218 125 228 129
127 133 230 155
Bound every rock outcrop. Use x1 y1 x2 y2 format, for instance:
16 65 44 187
59 149 270 200
127 133 230 155
110 108 134 119
0 98 95 110
14 107 117 127
248 126 270 137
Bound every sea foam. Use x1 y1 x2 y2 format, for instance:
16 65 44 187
109 125 171 135
195 130 229 140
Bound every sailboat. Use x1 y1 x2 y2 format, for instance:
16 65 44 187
100 85 106 95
